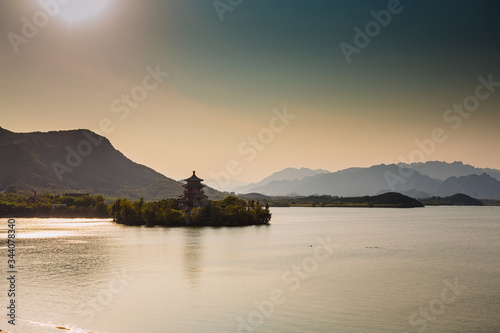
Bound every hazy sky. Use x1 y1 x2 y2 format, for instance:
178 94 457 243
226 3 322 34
1 0 499 183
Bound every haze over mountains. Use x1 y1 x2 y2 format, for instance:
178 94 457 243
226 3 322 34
234 163 500 199
398 161 500 182
227 167 330 194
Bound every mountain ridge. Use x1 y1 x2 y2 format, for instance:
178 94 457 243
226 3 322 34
398 161 500 181
3 128 499 200
236 162 500 199
0 128 222 200
233 167 330 193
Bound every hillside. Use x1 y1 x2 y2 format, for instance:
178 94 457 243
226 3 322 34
0 128 221 200
420 193 484 206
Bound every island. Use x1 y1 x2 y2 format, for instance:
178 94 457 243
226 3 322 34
109 171 272 227
110 195 272 227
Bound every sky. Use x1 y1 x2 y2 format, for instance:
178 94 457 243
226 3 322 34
1 0 499 184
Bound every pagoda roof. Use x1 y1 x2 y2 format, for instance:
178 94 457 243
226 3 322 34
182 182 206 188
184 171 204 182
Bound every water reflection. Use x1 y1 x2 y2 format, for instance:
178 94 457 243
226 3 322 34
182 228 204 293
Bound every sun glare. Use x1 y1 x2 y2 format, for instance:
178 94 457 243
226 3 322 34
55 0 113 24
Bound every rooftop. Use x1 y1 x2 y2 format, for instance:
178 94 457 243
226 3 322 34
184 171 204 182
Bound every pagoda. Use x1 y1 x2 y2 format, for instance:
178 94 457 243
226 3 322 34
179 171 207 206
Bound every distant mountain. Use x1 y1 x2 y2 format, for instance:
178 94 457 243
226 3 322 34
481 168 500 182
4 129 498 201
204 178 249 192
234 167 329 194
432 173 500 199
399 161 500 182
243 164 440 197
239 163 500 199
0 128 222 200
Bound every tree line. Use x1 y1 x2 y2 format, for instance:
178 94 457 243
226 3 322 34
110 196 271 227
0 191 272 226
0 192 109 218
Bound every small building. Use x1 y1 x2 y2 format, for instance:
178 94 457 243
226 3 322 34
178 171 207 207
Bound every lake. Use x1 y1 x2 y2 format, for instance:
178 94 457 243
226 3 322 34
1 207 499 332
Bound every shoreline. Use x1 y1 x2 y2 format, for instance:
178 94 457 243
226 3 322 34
2 204 497 219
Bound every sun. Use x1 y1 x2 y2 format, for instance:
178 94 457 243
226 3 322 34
55 0 113 24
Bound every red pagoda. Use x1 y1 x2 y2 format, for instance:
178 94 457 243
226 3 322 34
179 171 207 206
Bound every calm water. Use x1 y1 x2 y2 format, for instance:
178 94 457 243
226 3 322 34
1 207 499 333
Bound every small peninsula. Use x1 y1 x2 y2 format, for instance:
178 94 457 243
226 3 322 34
419 193 485 206
241 192 425 208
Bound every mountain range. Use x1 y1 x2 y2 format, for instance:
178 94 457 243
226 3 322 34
234 163 500 199
228 167 330 194
2 127 499 200
0 127 222 200
398 161 500 181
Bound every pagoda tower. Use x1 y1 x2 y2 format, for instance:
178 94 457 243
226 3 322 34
180 171 207 206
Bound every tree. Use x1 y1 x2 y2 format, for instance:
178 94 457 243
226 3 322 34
189 207 206 226
247 199 255 210
110 199 122 222
143 201 158 227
